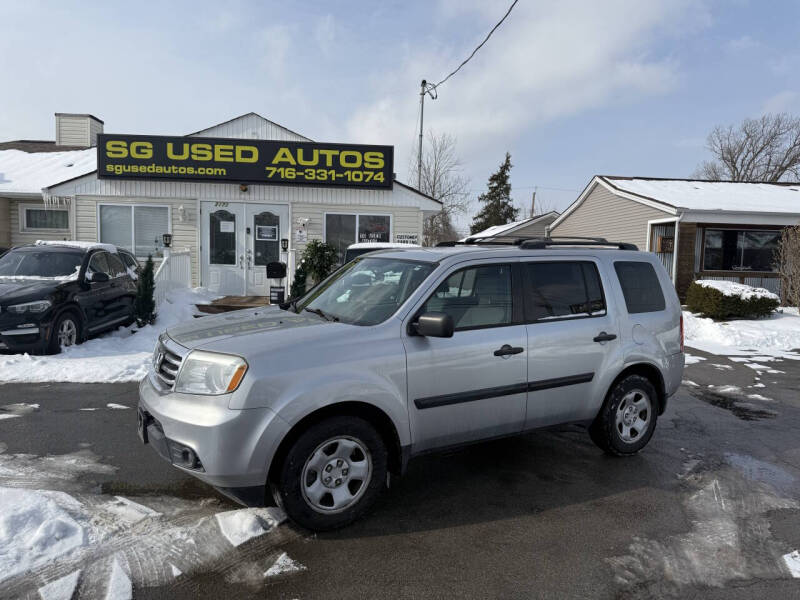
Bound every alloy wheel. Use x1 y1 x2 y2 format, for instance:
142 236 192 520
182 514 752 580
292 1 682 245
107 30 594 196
57 318 78 348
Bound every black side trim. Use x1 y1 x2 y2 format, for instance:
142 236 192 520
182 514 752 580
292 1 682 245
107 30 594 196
527 372 594 392
414 372 595 410
414 382 528 410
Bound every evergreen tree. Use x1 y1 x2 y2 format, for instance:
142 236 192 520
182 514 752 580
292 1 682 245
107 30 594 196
469 152 518 234
134 255 156 326
289 260 308 299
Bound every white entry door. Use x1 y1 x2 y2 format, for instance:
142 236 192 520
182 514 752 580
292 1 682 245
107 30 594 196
245 204 289 296
201 201 246 295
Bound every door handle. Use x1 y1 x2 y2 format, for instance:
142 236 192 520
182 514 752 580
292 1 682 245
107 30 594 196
593 332 617 342
494 344 524 357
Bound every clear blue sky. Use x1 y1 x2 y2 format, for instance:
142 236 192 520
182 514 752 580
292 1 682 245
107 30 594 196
2 1 798 232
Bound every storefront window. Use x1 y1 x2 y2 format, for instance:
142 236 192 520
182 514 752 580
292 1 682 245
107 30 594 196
253 210 279 266
325 213 391 263
99 204 169 257
703 229 779 272
210 210 236 265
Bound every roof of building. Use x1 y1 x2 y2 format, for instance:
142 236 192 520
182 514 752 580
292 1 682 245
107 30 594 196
0 148 97 195
0 140 89 153
461 211 560 241
601 175 800 214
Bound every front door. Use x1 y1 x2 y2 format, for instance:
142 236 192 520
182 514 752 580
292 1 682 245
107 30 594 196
245 204 288 296
202 202 245 295
403 261 528 452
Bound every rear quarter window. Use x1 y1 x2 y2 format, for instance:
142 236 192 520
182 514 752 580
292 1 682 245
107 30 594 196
614 261 666 314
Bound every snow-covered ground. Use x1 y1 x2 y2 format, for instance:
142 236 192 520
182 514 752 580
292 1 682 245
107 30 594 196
0 448 304 596
684 307 800 359
0 288 219 384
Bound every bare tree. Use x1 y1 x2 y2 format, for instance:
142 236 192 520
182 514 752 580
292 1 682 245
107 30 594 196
776 225 800 309
412 131 470 245
694 113 800 182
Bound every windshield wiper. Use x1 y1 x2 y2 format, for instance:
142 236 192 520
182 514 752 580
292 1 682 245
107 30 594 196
303 307 339 322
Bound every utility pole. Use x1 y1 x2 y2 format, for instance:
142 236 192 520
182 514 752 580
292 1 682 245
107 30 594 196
417 79 426 190
530 188 537 218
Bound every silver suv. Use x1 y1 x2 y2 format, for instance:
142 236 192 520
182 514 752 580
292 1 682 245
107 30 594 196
138 239 684 530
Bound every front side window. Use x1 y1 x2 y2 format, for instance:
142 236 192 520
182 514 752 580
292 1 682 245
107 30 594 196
106 253 126 278
24 207 69 230
99 205 169 257
614 261 666 314
421 264 513 330
325 214 391 263
87 252 110 276
298 257 434 325
524 261 606 321
703 229 779 272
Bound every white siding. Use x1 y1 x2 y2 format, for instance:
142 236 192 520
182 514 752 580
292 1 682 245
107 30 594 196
511 214 558 238
9 198 72 246
0 198 10 247
189 113 310 142
550 184 671 251
56 115 103 147
89 118 104 146
76 196 199 285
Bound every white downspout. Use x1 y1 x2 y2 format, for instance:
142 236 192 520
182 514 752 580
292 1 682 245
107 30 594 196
671 213 682 286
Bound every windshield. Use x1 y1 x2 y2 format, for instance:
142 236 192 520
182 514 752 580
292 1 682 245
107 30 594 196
0 250 83 279
297 257 434 325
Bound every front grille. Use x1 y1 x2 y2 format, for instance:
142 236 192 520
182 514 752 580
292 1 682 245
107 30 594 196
154 339 183 389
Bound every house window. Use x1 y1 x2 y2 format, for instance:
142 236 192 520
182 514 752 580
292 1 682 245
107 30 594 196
703 229 780 272
99 204 170 257
22 205 69 231
324 213 391 262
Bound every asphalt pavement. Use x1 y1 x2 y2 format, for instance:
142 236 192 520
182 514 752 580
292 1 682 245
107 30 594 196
1 353 799 599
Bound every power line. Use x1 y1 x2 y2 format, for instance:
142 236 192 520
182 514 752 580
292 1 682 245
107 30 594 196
430 0 519 92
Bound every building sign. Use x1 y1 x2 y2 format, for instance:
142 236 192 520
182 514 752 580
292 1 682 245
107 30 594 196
396 233 419 244
256 225 278 241
97 134 393 189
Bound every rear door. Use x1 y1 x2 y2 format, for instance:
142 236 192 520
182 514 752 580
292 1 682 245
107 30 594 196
522 258 618 428
82 251 116 331
403 260 528 452
105 252 135 322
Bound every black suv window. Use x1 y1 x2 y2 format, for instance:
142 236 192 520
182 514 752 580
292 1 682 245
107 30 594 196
524 261 606 321
422 264 513 330
614 261 666 314
106 253 126 278
87 252 110 276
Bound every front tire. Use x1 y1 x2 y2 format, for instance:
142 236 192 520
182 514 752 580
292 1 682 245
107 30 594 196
272 416 387 531
589 374 657 456
48 311 82 354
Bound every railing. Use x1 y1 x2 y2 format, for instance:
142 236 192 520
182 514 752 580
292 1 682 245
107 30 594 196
154 249 192 305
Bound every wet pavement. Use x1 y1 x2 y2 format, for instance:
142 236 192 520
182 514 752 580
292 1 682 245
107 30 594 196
0 352 799 598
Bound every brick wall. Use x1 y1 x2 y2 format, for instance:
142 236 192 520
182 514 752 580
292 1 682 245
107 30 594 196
675 222 697 300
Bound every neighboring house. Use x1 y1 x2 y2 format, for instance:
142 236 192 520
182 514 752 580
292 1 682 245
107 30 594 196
0 112 440 296
463 211 560 242
549 175 800 298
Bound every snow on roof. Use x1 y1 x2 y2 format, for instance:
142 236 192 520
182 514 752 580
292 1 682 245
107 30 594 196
462 218 532 241
0 148 96 195
35 240 118 253
347 242 421 249
604 177 800 214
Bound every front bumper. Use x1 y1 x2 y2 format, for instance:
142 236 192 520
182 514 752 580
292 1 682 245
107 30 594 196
0 316 49 353
138 375 291 501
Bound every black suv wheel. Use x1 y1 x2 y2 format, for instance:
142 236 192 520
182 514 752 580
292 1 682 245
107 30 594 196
48 311 82 354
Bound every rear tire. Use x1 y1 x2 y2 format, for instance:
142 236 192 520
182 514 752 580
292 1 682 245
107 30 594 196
48 311 82 354
272 416 387 531
589 374 657 456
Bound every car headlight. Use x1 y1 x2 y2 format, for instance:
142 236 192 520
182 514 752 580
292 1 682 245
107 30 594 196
7 300 52 314
174 350 248 395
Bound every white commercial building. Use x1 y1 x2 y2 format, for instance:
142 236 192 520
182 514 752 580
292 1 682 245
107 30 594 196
0 112 440 296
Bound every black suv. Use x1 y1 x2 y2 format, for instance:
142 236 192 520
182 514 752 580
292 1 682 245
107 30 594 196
0 243 138 354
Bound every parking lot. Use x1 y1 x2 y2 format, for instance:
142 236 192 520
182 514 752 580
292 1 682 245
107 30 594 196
1 351 799 599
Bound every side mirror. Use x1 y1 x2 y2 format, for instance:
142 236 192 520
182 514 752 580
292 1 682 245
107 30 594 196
86 271 109 283
413 312 454 338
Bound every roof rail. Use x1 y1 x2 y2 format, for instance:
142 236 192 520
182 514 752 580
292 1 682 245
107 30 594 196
519 237 638 250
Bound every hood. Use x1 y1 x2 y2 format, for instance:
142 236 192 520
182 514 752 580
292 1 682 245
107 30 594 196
167 305 332 349
0 278 63 303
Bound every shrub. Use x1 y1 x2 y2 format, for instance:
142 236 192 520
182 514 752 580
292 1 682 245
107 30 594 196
134 254 157 326
686 280 779 319
302 240 339 285
289 260 308 299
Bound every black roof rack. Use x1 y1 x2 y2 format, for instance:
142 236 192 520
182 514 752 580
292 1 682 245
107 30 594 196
437 236 638 250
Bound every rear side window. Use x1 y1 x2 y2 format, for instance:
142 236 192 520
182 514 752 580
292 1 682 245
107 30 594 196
106 253 126 278
524 261 606 321
614 261 666 313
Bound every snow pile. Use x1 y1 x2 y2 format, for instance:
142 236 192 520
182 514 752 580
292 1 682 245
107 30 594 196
0 488 86 583
784 550 800 578
683 308 800 357
215 507 284 547
37 570 81 600
0 288 219 384
0 148 96 195
695 279 779 301
264 552 306 577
